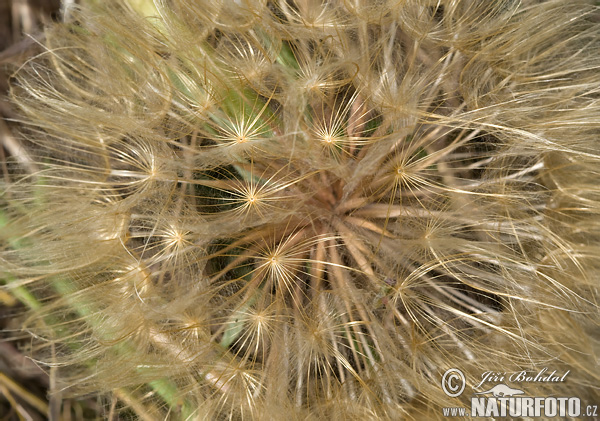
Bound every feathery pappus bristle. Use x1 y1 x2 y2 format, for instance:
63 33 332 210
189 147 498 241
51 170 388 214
1 0 599 419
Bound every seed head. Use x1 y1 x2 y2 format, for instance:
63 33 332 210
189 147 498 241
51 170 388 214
2 0 599 418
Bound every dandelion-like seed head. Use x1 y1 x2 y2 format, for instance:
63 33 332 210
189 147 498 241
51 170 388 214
2 0 599 418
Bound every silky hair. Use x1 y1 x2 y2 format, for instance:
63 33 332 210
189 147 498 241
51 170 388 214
2 0 599 418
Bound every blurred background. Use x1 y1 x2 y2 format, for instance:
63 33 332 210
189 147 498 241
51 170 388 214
1 1 103 419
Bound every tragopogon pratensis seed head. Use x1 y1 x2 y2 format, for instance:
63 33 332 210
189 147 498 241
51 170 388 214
2 0 599 419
